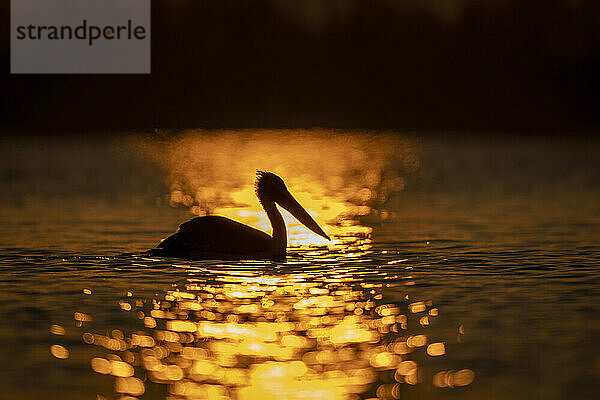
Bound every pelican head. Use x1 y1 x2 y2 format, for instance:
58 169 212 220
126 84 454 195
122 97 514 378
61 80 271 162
256 171 330 241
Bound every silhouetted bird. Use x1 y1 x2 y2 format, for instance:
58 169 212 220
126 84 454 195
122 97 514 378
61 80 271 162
148 171 330 260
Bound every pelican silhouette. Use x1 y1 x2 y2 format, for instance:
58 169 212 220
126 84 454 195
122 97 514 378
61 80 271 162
149 171 330 260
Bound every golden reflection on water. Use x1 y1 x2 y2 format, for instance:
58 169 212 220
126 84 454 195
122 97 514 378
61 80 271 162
80 256 473 399
67 131 474 398
134 130 417 246
50 344 69 359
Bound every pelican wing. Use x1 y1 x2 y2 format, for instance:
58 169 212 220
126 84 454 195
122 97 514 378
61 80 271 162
156 216 273 259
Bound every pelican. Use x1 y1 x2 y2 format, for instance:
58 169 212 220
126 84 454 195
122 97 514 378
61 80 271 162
149 171 330 260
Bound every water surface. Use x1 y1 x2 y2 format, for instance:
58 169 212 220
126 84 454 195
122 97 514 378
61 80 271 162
1 131 599 400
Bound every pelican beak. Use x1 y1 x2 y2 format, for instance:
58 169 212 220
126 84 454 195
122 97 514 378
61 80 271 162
278 191 331 241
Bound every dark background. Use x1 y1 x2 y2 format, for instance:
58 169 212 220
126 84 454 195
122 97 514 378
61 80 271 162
1 0 599 133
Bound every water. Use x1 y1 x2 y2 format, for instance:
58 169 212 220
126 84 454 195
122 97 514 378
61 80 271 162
1 131 599 400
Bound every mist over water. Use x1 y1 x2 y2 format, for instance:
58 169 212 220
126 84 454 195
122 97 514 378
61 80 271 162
133 130 418 246
1 131 599 400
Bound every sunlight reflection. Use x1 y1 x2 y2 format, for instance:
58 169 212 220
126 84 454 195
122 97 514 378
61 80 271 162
50 324 65 336
83 250 473 399
50 344 69 359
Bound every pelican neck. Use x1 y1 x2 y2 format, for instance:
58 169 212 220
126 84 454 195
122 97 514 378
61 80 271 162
258 194 287 254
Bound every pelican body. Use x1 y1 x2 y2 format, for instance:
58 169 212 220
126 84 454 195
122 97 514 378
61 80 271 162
150 172 330 260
